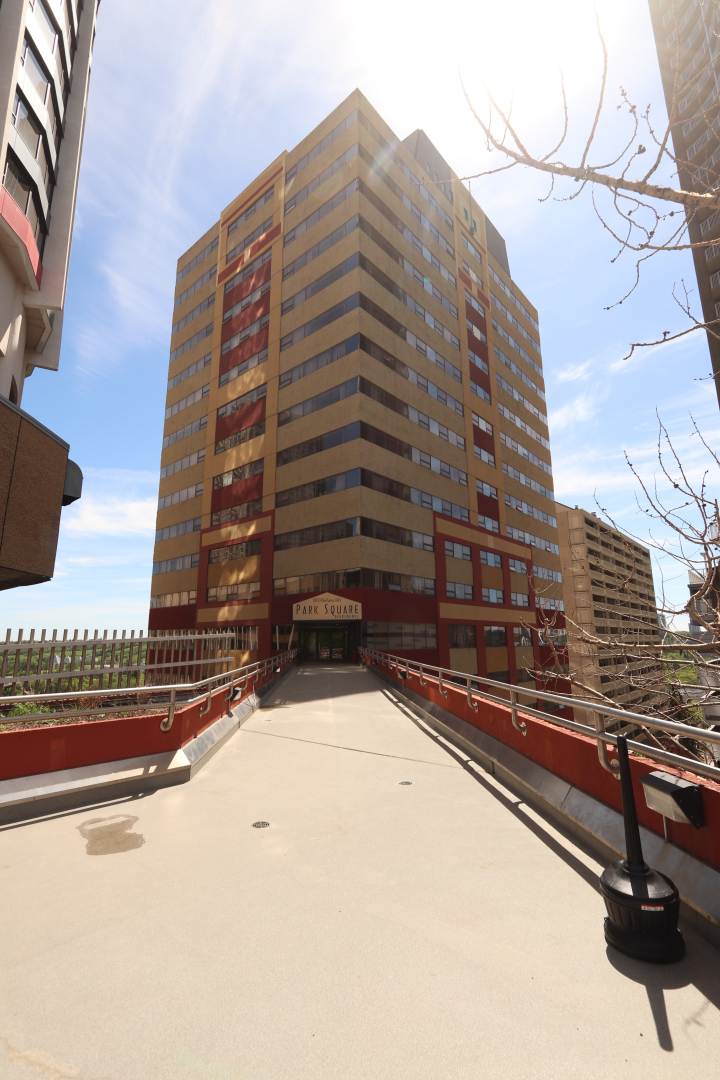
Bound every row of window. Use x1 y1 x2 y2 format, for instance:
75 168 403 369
468 347 489 377
221 313 269 357
277 419 467 487
449 623 533 649
149 590 197 609
223 280 270 324
274 516 434 553
274 567 436 597
227 186 273 237
477 479 498 500
207 582 261 603
278 374 465 451
446 583 530 606
162 415 207 451
211 498 263 528
165 384 209 420
502 462 554 501
495 345 545 401
497 403 550 451
285 142 359 214
505 493 557 528
172 292 215 335
533 565 562 584
492 293 540 352
167 353 211 391
466 318 487 348
364 623 437 649
169 323 213 364
497 374 547 425
223 248 272 297
212 457 264 491
177 236 219 282
152 554 199 576
276 466 469 523
158 482 203 510
219 345 268 389
280 291 462 383
506 525 560 556
478 514 500 534
216 420 265 456
499 431 552 477
208 538 262 564
226 216 273 265
492 319 542 379
217 381 267 422
175 264 216 309
160 448 205 480
488 266 539 331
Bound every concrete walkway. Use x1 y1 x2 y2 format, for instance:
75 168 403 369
1 664 719 1079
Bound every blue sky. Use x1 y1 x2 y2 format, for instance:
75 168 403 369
3 0 717 632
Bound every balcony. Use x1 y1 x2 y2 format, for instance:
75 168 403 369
0 397 81 588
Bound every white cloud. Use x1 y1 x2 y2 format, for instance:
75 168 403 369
548 391 600 433
555 359 593 383
62 495 156 537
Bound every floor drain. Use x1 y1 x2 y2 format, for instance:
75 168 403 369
252 821 270 828
398 781 413 786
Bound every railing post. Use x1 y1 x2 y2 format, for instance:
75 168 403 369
510 688 527 736
466 675 478 712
160 688 176 732
438 670 448 698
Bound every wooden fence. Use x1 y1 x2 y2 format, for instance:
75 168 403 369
0 628 240 695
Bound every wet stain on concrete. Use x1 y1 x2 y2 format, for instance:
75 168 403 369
77 815 145 856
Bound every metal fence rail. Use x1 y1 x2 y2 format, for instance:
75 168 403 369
0 628 243 694
0 650 298 732
360 648 720 785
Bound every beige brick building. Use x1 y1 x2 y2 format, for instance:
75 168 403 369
150 91 567 682
556 502 665 719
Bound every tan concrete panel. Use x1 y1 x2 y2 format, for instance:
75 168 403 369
200 516 272 548
274 487 433 536
207 556 262 589
157 460 205 498
154 493 203 532
449 648 477 675
196 602 269 624
439 602 528 622
272 536 435 580
444 557 474 585
150 568 198 595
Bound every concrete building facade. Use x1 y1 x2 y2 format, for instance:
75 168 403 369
649 0 720 406
150 92 567 683
556 502 665 718
0 0 98 587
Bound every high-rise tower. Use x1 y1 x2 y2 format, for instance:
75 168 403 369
0 0 99 587
649 0 720 406
150 91 566 686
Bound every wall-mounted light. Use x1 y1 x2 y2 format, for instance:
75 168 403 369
641 771 704 829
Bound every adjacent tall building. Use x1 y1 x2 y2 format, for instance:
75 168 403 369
556 503 665 719
649 0 720 406
151 91 567 684
0 0 99 586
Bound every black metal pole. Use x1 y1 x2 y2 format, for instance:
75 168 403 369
616 735 647 875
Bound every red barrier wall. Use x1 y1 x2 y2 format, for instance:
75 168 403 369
368 657 720 872
0 663 288 782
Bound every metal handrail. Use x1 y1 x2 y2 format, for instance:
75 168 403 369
360 648 720 784
0 651 297 732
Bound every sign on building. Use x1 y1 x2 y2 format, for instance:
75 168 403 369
292 593 362 621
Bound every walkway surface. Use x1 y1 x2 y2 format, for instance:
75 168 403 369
1 665 719 1079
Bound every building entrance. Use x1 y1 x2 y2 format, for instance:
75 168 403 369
297 624 356 662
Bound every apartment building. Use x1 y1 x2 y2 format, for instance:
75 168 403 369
0 0 99 586
556 502 665 717
649 0 720 406
150 91 567 683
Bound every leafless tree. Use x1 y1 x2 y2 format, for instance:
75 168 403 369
461 9 720 386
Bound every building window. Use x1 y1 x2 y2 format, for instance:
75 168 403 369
446 582 474 600
482 587 504 604
207 582 261 603
445 540 471 561
4 151 48 249
510 592 529 608
363 623 437 650
449 624 476 648
149 590 197 609
484 625 507 647
508 558 528 575
479 550 501 568
208 539 262 564
513 626 533 648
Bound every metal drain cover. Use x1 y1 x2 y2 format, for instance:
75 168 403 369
398 781 414 786
252 820 270 828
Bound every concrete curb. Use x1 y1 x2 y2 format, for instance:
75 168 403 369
377 671 720 945
0 665 294 826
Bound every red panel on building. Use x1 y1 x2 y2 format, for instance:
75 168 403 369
219 328 270 376
215 397 266 445
210 473 264 514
